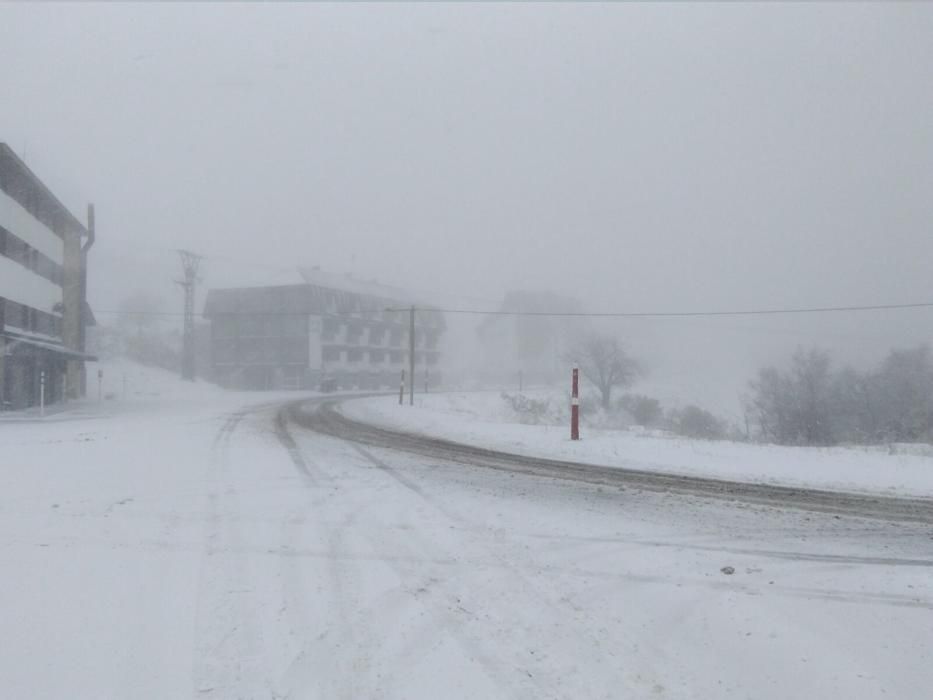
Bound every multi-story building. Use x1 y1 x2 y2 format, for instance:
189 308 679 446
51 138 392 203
0 144 96 410
476 290 585 386
203 270 445 390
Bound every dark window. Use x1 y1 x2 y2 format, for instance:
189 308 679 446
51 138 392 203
34 311 53 336
347 348 363 362
240 315 264 337
369 349 385 363
283 314 307 337
4 301 23 329
213 316 237 338
283 339 307 363
323 346 341 362
346 324 363 344
240 337 263 362
214 339 236 363
0 225 64 285
263 315 282 338
261 339 279 362
322 317 339 341
5 233 27 265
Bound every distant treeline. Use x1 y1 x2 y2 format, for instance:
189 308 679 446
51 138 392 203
747 345 933 446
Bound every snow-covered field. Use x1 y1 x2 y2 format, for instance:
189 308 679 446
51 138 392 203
1 364 931 698
340 392 933 498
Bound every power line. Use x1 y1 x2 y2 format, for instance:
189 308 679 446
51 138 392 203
382 301 933 318
91 300 933 318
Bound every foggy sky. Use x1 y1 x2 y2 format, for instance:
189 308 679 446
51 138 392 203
2 2 933 414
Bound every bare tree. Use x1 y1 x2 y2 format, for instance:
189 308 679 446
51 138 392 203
566 333 640 410
749 347 834 445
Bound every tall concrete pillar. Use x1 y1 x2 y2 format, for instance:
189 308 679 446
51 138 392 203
62 228 83 399
0 333 6 408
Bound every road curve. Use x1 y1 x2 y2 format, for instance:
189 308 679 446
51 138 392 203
289 399 933 524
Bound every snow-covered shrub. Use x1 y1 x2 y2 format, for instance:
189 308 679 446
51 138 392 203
500 392 552 425
670 404 725 440
618 394 663 427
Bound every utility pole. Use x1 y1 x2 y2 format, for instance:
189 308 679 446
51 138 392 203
176 249 202 381
409 305 415 405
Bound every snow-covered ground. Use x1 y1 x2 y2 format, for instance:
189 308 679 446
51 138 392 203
340 392 933 498
1 364 930 698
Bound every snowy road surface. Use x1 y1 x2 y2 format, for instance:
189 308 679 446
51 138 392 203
1 390 931 699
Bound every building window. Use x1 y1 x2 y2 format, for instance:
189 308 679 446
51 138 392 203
214 339 236 363
282 314 307 337
346 324 363 344
240 337 263 362
213 316 237 338
347 348 363 362
240 315 264 338
283 339 308 363
261 339 279 362
323 346 341 362
322 317 339 341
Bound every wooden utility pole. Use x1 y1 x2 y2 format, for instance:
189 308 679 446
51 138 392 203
408 306 415 405
176 249 202 381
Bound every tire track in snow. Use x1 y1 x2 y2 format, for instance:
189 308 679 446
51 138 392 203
304 402 933 524
193 408 277 698
274 406 543 699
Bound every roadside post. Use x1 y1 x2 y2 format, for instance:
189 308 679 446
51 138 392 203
39 370 46 417
399 369 405 406
409 306 415 406
424 367 429 394
98 368 103 403
571 366 580 440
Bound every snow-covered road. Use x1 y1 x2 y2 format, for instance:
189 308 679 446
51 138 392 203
1 389 931 699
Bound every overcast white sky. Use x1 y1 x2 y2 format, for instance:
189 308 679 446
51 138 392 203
2 2 933 408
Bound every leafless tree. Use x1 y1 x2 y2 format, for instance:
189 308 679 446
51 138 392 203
566 333 640 410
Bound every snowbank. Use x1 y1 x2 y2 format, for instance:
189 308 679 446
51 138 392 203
340 392 933 498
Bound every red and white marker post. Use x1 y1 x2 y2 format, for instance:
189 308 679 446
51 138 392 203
571 366 580 440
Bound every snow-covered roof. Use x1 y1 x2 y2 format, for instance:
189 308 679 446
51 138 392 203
202 280 446 329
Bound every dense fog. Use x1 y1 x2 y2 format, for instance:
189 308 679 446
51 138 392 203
3 2 932 423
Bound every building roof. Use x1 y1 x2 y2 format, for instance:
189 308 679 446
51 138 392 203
203 283 446 329
0 143 88 239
